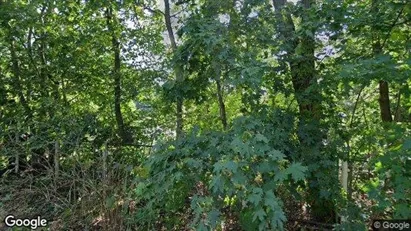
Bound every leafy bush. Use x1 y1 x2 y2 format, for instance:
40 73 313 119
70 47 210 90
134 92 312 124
134 111 308 230
366 131 411 219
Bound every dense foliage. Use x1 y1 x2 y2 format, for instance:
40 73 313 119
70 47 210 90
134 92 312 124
0 0 410 230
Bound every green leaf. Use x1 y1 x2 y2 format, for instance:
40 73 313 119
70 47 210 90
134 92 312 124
232 171 248 185
255 133 268 143
230 136 248 156
213 161 223 172
225 160 238 173
257 161 272 173
403 139 411 150
210 175 224 193
263 190 278 209
274 172 286 182
271 210 286 230
252 207 266 222
285 163 307 181
267 150 285 160
208 209 221 228
214 160 238 173
248 188 263 206
185 158 202 168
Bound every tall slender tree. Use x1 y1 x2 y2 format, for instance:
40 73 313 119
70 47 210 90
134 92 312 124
106 5 132 144
163 0 184 139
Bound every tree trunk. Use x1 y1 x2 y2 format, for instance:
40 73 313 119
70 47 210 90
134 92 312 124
14 130 20 174
39 4 58 167
371 0 393 123
164 0 184 139
394 89 402 122
374 40 392 123
273 0 335 223
378 80 392 122
54 140 59 178
213 62 227 130
106 7 132 144
4 17 31 119
9 38 31 118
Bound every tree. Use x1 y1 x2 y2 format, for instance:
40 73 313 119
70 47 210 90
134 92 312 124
272 0 337 222
105 4 132 144
163 0 185 138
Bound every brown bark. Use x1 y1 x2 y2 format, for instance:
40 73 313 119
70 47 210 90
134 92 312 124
164 0 184 138
378 80 392 122
372 0 393 123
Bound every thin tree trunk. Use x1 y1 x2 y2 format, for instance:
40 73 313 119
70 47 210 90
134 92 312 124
1 0 31 119
61 79 69 106
216 79 227 130
213 62 227 130
5 20 31 119
39 5 59 168
103 141 108 182
374 40 392 122
344 86 364 204
378 80 392 122
39 5 54 101
164 0 184 139
26 27 41 80
9 39 31 118
106 7 131 144
394 89 402 122
14 130 19 174
54 140 59 178
371 0 393 123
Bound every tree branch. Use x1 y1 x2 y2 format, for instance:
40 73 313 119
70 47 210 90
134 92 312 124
143 6 164 16
349 85 365 127
381 5 405 49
